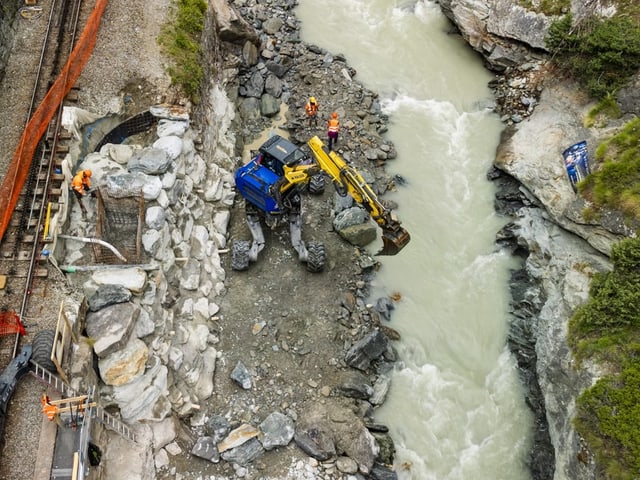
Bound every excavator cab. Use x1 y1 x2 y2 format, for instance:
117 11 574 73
258 135 309 175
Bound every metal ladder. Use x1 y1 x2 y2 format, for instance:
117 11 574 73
31 360 137 443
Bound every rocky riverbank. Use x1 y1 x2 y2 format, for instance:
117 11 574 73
440 1 640 479
50 1 413 479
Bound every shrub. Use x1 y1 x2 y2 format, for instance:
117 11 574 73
158 0 207 102
569 238 640 364
571 238 640 477
575 358 640 478
546 14 640 98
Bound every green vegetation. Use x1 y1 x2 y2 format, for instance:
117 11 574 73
517 0 569 16
158 0 208 102
546 12 640 98
569 238 640 478
578 118 640 224
575 359 640 479
585 94 622 128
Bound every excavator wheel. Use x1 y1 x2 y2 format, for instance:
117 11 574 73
308 173 325 195
31 329 56 372
305 241 326 273
231 240 251 271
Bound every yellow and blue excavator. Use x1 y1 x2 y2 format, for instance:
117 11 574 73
232 135 410 272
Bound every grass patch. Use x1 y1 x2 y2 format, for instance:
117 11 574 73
517 0 570 15
585 93 622 128
158 0 208 103
578 118 640 224
575 357 640 479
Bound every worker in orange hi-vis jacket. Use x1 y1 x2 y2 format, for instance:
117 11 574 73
71 169 92 214
327 112 340 151
305 96 319 127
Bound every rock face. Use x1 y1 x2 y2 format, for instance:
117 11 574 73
441 3 629 480
438 0 554 71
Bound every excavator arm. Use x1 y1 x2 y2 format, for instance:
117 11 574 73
299 135 411 255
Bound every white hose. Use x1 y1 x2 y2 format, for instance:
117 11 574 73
58 234 127 262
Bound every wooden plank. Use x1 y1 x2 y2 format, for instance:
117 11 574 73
0 275 6 289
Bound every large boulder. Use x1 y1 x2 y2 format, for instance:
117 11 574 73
85 302 140 357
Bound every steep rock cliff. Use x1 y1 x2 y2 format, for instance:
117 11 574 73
437 1 629 479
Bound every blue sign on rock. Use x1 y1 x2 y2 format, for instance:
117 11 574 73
563 140 590 191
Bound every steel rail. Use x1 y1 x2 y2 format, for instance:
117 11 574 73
9 0 85 358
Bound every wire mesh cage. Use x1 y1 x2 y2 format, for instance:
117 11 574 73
93 187 144 264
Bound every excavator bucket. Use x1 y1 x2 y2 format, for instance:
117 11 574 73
378 226 411 256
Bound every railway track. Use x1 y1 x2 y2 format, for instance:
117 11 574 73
0 1 93 478
0 0 86 367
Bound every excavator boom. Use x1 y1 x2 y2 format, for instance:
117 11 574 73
306 136 410 255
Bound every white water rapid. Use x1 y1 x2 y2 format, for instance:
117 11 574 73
295 1 534 479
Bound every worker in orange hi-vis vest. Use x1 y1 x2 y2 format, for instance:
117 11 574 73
327 112 340 151
71 169 92 214
305 97 319 127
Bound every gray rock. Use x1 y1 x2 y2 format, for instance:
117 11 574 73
293 427 335 461
370 374 391 406
370 463 398 480
244 70 265 98
264 74 284 98
91 268 147 294
128 147 172 175
156 119 189 138
230 360 252 389
262 17 283 35
135 307 155 338
106 172 163 200
297 402 378 472
372 431 396 466
337 223 377 247
88 283 132 311
333 207 369 230
152 136 182 161
336 456 358 474
220 437 264 466
180 258 201 291
210 0 259 45
259 412 295 450
98 338 148 386
85 302 140 357
345 329 389 371
112 357 171 423
265 59 292 78
336 371 374 400
374 296 394 322
145 206 166 230
242 40 258 67
238 97 261 121
205 415 231 443
333 191 354 213
191 436 220 463
260 93 280 117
